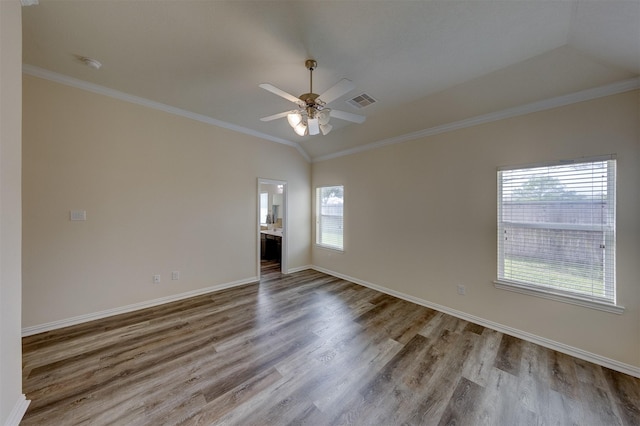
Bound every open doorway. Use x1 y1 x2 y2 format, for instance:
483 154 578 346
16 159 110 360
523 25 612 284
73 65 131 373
257 179 287 279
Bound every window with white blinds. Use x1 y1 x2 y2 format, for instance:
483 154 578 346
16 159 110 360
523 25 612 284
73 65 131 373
316 185 344 251
497 156 617 308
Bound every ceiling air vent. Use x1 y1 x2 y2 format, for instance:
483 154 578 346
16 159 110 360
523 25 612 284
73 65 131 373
346 93 377 109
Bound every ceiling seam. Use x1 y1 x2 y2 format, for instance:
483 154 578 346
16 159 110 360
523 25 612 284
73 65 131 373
565 0 580 46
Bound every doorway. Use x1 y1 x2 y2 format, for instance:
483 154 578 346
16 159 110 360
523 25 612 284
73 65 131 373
257 179 287 279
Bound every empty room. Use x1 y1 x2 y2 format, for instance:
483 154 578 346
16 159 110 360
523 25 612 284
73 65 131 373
1 1 639 425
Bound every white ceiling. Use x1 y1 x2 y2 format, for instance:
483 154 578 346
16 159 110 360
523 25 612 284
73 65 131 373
22 1 640 161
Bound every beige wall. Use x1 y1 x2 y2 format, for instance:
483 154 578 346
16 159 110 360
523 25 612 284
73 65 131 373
19 59 640 372
22 75 310 328
312 90 640 368
1 1 25 422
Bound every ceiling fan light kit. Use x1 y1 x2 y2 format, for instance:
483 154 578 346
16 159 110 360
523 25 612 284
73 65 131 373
260 59 366 137
287 112 302 127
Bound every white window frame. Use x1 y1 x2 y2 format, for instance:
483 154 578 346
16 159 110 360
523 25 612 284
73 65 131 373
316 185 344 251
495 155 623 314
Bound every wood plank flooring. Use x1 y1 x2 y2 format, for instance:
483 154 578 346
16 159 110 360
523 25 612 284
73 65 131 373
22 262 640 425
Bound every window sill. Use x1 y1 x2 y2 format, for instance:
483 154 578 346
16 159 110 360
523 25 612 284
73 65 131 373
315 244 344 253
494 280 625 314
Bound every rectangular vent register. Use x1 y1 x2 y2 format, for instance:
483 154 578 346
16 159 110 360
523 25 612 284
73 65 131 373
347 93 377 109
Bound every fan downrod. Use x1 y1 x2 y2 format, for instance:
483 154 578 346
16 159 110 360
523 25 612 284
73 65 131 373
302 59 320 106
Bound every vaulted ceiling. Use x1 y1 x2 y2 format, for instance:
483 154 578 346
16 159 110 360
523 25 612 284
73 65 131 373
22 1 640 161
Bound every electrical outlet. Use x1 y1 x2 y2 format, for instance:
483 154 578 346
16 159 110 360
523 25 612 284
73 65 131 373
153 274 161 284
457 284 466 295
172 271 180 280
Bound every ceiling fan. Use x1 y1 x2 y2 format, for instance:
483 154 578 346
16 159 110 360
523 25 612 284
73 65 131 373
260 59 366 136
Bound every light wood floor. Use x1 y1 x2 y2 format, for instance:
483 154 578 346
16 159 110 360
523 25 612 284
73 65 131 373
22 261 640 425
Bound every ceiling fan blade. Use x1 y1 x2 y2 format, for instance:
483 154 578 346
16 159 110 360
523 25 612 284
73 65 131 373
318 79 355 104
259 83 302 105
260 111 291 122
330 109 366 124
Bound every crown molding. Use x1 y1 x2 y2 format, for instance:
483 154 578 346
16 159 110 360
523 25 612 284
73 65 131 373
22 63 637 166
21 64 311 163
312 77 640 163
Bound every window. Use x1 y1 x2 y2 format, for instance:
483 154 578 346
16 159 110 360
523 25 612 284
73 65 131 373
260 192 268 224
496 156 619 311
316 185 344 251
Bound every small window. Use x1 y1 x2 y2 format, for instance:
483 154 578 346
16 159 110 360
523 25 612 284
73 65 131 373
260 192 269 225
316 185 344 251
496 156 618 310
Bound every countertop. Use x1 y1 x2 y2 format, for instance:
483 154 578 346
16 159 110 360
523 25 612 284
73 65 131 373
260 229 283 237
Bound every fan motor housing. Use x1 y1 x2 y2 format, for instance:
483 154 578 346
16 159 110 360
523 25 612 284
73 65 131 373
299 93 325 118
299 93 320 104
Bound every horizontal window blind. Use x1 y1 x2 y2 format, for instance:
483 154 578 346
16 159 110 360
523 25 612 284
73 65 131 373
316 185 344 250
497 157 616 303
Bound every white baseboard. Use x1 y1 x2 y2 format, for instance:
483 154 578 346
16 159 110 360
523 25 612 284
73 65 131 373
286 264 313 274
20 265 640 378
311 265 640 379
22 277 258 337
4 394 30 426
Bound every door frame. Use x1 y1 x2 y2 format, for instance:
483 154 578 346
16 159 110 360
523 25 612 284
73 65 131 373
257 178 288 279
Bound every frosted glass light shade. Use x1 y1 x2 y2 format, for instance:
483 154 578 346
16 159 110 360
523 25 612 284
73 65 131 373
294 122 307 136
286 108 332 137
318 109 331 125
320 123 333 135
287 112 302 127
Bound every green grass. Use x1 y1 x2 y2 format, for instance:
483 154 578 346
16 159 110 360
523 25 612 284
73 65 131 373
503 257 606 298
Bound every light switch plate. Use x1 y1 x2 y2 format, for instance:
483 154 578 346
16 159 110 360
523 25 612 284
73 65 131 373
70 210 86 221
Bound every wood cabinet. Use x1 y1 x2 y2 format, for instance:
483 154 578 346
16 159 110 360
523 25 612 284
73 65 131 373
261 232 281 261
